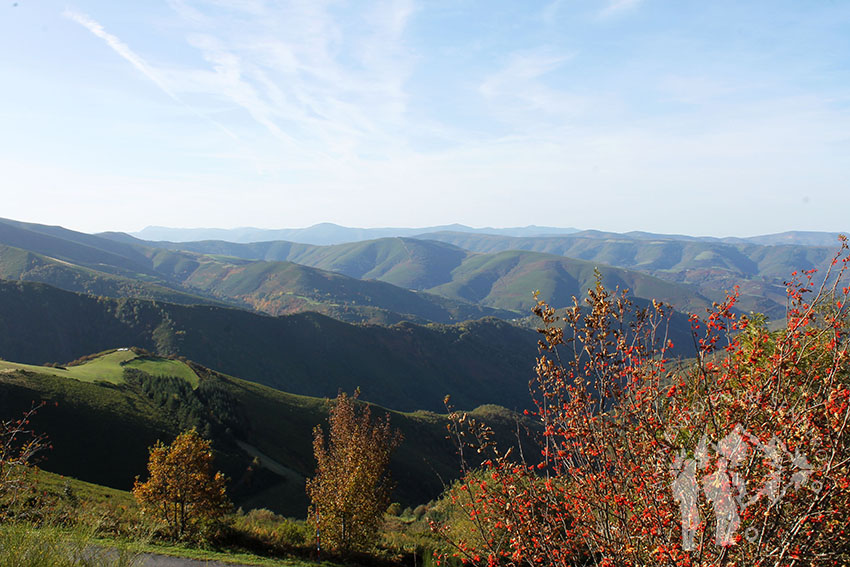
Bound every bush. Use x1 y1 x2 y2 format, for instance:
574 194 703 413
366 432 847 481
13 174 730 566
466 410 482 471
433 243 850 567
229 508 311 551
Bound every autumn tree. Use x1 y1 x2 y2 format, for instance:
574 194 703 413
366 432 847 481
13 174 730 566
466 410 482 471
307 390 403 554
133 428 230 540
433 241 850 566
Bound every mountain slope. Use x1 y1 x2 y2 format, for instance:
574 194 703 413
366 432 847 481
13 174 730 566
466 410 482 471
0 243 226 307
415 231 843 320
1 218 710 326
0 279 541 412
156 254 516 324
427 249 708 313
163 237 470 291
0 217 159 278
0 351 532 515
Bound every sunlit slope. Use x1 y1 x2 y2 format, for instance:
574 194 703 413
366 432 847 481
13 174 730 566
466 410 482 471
426 249 708 313
0 349 198 386
168 255 518 323
0 217 156 277
0 243 222 307
160 237 470 290
416 231 842 320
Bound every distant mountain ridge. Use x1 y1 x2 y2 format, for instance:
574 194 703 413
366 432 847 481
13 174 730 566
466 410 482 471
5 216 845 329
129 223 847 248
563 229 848 247
131 222 581 245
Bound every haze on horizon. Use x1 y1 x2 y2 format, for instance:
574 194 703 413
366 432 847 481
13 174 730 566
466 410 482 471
2 1 849 238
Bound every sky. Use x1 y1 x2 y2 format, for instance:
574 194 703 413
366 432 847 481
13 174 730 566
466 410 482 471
1 0 849 237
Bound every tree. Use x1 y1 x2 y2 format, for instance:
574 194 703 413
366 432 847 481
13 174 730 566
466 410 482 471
307 390 403 553
433 241 850 566
132 428 230 540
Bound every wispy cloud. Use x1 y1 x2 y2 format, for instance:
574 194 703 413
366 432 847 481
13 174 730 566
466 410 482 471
145 0 419 164
480 52 572 96
63 8 241 142
479 51 586 134
64 9 180 102
598 0 643 19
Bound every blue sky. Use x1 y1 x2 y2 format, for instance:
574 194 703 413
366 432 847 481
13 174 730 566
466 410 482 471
1 0 849 236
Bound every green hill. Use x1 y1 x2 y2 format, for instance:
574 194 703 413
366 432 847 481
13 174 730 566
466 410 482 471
158 237 470 291
0 349 197 385
163 254 517 324
0 218 717 326
425 249 708 314
0 217 162 278
0 350 532 516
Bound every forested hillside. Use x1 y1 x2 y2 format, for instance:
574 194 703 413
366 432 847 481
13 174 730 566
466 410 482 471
0 279 541 412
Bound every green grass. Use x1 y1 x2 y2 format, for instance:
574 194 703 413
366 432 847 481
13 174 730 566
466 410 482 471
62 350 137 383
33 468 138 509
0 523 139 567
0 350 136 384
0 350 198 386
15 472 366 567
124 356 199 387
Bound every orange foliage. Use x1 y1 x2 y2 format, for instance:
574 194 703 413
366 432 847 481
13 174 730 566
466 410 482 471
133 428 230 540
307 390 402 553
434 239 850 566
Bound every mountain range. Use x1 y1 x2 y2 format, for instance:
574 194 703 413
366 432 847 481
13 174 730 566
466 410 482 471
132 223 582 245
1 216 846 517
133 223 847 248
0 217 715 324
